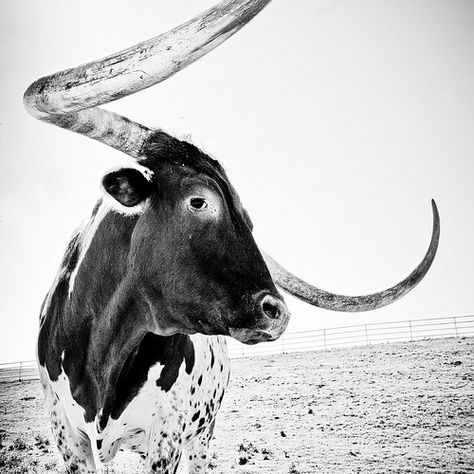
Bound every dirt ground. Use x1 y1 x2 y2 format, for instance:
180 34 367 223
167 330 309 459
1 337 473 474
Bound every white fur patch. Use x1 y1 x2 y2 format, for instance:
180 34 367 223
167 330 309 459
39 334 231 470
40 265 68 322
68 201 111 295
66 163 154 296
40 224 83 323
40 363 89 433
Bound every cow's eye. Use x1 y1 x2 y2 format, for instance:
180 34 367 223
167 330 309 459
188 197 208 211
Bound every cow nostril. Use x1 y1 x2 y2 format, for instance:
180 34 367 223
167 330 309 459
261 296 282 320
262 302 279 319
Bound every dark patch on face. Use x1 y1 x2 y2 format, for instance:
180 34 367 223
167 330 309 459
197 375 203 386
111 332 195 419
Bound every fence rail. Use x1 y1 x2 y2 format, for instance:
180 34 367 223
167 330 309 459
0 359 38 383
226 314 474 358
1 315 473 382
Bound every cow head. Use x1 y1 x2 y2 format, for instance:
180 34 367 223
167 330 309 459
24 0 440 344
101 131 289 344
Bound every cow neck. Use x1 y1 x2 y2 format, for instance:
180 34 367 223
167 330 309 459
88 279 151 426
67 204 151 417
69 203 189 424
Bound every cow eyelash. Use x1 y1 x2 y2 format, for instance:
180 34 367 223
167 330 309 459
188 197 208 211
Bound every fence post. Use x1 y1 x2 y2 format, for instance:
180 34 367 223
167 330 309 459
409 320 413 341
323 329 327 350
453 316 458 337
18 361 23 382
364 324 369 346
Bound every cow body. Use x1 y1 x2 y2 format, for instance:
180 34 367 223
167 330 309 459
39 331 229 473
38 132 289 474
29 2 440 473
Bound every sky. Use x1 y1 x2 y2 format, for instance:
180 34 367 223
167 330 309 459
0 0 473 363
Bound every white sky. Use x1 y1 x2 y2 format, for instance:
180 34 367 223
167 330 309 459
0 0 473 363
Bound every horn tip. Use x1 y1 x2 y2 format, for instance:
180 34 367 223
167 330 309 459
430 199 440 227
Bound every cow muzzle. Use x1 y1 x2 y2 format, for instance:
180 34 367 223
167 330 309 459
229 293 290 345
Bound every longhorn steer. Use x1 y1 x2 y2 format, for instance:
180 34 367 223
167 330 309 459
36 131 289 473
25 1 439 473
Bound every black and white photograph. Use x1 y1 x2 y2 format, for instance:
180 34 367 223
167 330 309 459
0 1 473 473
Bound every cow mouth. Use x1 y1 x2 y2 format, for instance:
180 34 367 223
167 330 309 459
228 327 282 345
226 293 290 344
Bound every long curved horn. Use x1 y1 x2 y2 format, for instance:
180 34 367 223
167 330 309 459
23 0 272 159
263 200 440 312
25 1 439 311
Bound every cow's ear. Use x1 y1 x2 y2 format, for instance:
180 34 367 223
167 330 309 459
102 168 152 207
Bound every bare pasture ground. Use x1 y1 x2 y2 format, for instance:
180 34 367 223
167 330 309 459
1 337 473 474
